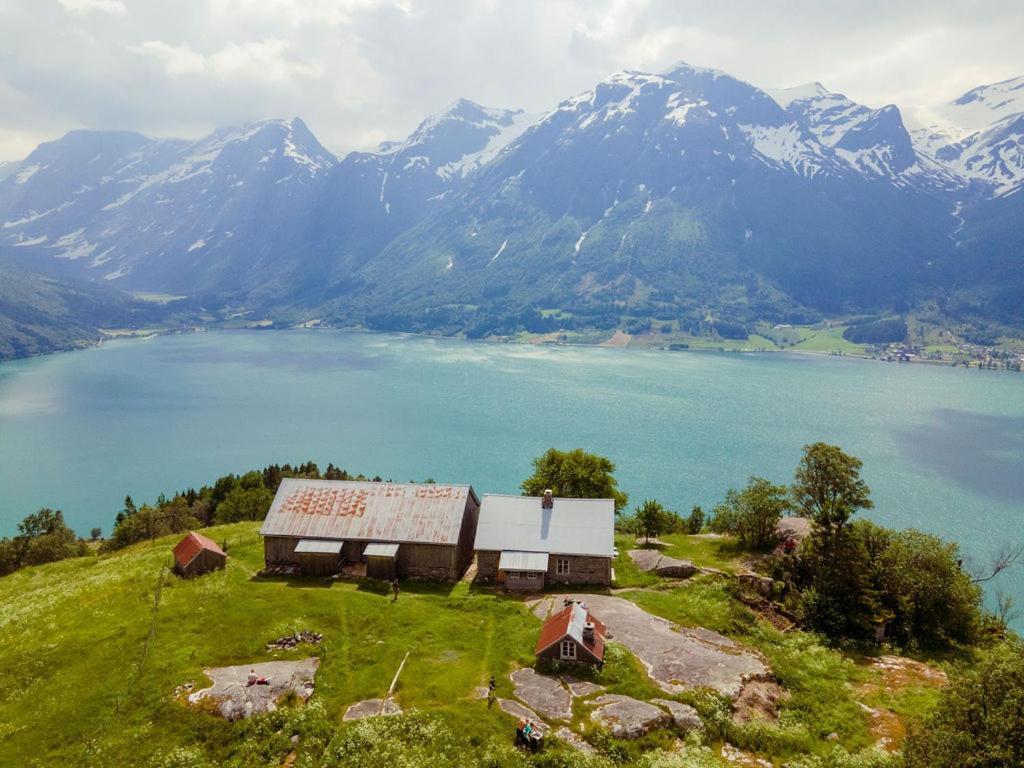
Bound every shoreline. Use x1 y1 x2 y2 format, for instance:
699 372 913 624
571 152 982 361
2 322 1022 376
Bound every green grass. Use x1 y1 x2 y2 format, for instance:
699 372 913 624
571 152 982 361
791 327 866 355
0 523 539 766
0 525 932 767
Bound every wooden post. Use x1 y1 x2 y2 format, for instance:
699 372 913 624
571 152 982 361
380 650 410 715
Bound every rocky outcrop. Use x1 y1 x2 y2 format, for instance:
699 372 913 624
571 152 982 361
588 694 670 739
628 549 697 578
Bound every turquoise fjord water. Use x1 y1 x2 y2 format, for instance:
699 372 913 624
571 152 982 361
1 329 1022 616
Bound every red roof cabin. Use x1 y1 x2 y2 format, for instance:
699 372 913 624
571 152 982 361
173 531 227 577
535 602 607 667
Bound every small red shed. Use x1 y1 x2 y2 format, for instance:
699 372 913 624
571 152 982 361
173 531 227 577
535 602 607 667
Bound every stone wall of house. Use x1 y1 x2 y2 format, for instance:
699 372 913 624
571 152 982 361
546 554 611 586
475 550 501 582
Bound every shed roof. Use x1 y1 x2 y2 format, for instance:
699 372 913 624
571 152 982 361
498 550 549 571
260 479 476 546
364 542 400 558
475 495 615 558
173 531 225 569
294 539 345 555
535 603 607 661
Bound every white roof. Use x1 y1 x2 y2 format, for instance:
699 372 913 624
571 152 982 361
363 542 400 558
475 495 615 558
498 550 549 571
294 539 344 554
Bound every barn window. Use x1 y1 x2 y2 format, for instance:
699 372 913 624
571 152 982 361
556 558 570 575
526 571 538 580
560 640 576 660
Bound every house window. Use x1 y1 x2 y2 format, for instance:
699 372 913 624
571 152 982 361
556 558 570 575
560 640 577 660
526 571 538 580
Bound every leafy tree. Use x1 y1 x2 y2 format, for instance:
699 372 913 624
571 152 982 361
89 527 102 541
684 505 705 534
800 530 876 640
521 448 628 513
635 500 670 543
903 643 1024 768
214 485 275 524
709 477 790 549
870 525 981 648
0 509 86 575
115 495 137 526
792 443 873 542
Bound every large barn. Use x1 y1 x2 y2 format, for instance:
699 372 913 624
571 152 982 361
260 479 480 580
474 491 615 589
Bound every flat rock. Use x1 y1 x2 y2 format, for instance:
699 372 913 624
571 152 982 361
628 549 697 578
498 698 540 723
533 594 769 699
651 699 703 732
343 697 402 721
554 726 596 753
589 694 670 739
562 678 604 698
187 658 319 721
510 667 572 721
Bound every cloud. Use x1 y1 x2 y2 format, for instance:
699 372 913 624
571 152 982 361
58 0 126 14
128 41 206 77
128 38 321 84
1 0 1022 160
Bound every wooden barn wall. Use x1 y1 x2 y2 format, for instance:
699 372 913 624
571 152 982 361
397 543 457 580
366 556 396 580
454 494 481 576
264 536 301 566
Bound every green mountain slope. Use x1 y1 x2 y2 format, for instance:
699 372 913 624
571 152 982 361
0 263 161 361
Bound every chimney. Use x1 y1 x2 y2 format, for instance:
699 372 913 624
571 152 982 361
582 621 595 642
542 490 553 509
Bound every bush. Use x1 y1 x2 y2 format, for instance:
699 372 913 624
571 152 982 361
709 478 789 550
902 643 1024 768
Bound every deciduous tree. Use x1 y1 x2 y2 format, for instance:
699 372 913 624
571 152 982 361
521 448 628 513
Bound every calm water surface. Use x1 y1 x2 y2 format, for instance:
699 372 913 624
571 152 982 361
1 330 1022 616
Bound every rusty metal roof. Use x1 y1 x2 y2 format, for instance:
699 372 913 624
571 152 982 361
173 530 225 568
535 602 607 661
259 479 474 546
475 495 615 557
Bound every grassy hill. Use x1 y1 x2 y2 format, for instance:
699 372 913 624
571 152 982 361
0 524 943 767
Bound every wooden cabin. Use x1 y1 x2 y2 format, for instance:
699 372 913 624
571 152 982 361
474 491 615 589
535 602 607 667
260 479 480 580
173 531 226 577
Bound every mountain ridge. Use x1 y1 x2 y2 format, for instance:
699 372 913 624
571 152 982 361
0 66 1021 344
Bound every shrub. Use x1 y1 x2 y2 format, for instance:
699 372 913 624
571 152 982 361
902 643 1024 768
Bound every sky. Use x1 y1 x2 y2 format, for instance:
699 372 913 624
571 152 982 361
1 0 1022 160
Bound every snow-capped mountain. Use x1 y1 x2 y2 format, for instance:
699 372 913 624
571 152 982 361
911 76 1024 197
768 84 962 190
0 65 1021 338
0 119 337 295
345 63 958 332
